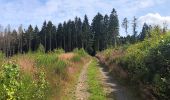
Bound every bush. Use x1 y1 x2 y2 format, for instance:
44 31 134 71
0 62 50 100
145 35 170 99
73 48 87 57
0 63 21 100
54 48 65 54
117 31 170 99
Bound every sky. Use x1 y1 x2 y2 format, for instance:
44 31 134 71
0 0 170 36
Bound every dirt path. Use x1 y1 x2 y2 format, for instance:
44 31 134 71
75 58 136 100
75 59 92 100
98 60 136 100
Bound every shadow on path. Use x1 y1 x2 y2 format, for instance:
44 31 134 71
97 59 137 100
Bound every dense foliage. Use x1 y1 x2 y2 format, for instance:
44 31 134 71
0 63 49 100
117 29 170 99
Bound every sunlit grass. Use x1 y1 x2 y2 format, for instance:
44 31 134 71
87 59 106 100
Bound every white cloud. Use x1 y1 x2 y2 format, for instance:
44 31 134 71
0 0 168 32
138 13 170 27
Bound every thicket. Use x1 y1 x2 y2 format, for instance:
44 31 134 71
117 30 170 99
0 63 49 100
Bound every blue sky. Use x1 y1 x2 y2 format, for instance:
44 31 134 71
0 0 170 36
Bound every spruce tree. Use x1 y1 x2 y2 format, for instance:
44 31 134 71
82 15 90 49
108 8 119 47
91 13 104 51
47 21 53 51
40 21 47 51
103 14 109 49
26 25 34 51
30 26 39 51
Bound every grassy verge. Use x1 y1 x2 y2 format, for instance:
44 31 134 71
0 48 89 100
87 59 106 100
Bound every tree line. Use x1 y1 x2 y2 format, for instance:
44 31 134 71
0 8 167 57
0 8 119 56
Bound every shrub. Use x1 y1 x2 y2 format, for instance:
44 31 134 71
54 48 65 54
117 31 170 99
0 62 50 100
32 71 49 100
0 63 21 100
73 48 87 57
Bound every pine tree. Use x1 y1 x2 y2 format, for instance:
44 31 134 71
139 23 150 41
57 23 63 48
52 25 57 50
77 18 82 48
40 21 47 51
47 21 53 51
26 25 34 51
62 22 67 50
91 13 104 51
103 14 109 49
33 25 40 50
108 8 119 47
82 15 90 49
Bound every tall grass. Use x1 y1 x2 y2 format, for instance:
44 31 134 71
73 48 87 57
0 47 89 99
54 48 65 54
36 53 58 67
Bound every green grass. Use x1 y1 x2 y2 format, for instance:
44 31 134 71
54 48 65 54
73 48 87 57
71 54 81 62
87 59 106 100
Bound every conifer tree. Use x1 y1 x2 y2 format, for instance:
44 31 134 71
108 8 119 47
